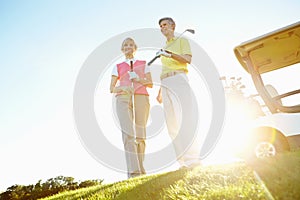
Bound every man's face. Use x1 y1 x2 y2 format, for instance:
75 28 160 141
159 20 175 36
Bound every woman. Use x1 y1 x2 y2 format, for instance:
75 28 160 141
110 37 152 178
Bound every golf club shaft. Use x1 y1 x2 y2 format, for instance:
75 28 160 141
147 55 159 66
130 60 135 123
147 29 194 66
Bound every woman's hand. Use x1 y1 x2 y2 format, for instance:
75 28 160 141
119 86 134 95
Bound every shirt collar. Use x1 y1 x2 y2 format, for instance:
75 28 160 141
125 58 136 64
167 37 176 44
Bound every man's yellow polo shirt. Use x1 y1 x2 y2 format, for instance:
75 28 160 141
161 37 192 76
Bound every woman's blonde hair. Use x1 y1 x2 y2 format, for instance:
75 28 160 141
121 37 137 51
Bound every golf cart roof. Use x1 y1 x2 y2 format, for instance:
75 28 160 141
234 21 300 74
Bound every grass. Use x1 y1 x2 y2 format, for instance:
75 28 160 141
248 150 300 200
160 163 266 200
40 163 266 200
40 150 300 200
41 170 188 200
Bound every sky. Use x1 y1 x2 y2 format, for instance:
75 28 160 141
0 0 299 191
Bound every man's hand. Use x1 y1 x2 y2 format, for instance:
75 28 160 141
156 88 162 104
156 49 171 58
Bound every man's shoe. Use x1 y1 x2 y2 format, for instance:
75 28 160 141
129 172 141 178
183 160 202 169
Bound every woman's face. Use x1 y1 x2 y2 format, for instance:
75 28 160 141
121 39 136 57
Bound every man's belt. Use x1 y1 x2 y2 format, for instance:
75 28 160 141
160 70 185 80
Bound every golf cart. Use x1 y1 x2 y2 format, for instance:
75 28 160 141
233 21 300 159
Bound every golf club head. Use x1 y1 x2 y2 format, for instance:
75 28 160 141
186 29 195 34
148 28 195 66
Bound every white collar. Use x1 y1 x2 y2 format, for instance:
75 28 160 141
125 58 136 63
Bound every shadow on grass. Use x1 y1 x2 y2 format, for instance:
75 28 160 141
246 150 300 200
114 169 188 200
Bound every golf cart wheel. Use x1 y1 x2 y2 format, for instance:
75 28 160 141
249 127 290 160
254 141 276 158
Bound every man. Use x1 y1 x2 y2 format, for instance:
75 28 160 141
156 17 200 168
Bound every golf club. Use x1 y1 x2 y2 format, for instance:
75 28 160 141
147 29 195 66
129 60 136 126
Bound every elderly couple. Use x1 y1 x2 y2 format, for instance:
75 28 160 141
110 17 200 178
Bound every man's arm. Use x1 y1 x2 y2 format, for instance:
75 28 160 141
168 52 191 64
156 87 162 104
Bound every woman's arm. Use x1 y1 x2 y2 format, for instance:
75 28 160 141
110 75 133 95
110 75 119 93
134 72 153 88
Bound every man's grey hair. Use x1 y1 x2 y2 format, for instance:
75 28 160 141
158 17 175 25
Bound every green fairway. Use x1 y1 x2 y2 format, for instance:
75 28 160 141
39 150 300 200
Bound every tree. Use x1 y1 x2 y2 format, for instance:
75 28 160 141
79 179 104 188
0 176 103 200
